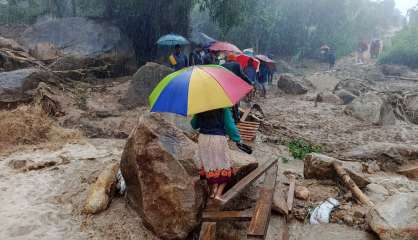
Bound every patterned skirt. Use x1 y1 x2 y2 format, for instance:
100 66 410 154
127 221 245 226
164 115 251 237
198 134 233 185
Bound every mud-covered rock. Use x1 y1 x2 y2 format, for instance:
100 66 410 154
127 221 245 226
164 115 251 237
304 153 370 188
335 89 356 105
318 91 343 105
0 68 58 105
344 92 396 125
334 79 373 97
381 64 409 76
20 17 137 77
122 62 173 108
0 36 24 51
277 74 308 95
30 42 61 61
120 112 204 240
367 192 418 240
343 142 418 171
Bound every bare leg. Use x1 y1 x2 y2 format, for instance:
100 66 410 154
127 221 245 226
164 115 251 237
210 184 219 199
215 184 226 199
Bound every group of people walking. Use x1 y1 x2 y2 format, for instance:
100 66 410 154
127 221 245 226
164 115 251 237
168 44 275 199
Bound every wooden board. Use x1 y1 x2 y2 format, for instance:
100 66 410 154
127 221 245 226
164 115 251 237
216 159 278 207
247 163 278 238
202 210 253 222
287 175 296 212
199 222 216 240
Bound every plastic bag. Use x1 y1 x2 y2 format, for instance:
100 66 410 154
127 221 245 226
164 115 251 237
309 198 339 224
116 169 126 195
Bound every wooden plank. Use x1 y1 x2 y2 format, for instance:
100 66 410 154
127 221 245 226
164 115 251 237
199 222 216 240
202 210 253 222
216 158 278 206
272 186 288 216
398 165 418 180
240 107 252 122
247 163 278 238
287 175 296 212
238 122 260 127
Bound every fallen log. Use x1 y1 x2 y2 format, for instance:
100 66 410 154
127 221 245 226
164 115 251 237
199 222 216 240
332 161 374 207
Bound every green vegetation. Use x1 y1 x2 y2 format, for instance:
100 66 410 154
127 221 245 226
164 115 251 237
379 26 418 69
288 139 322 160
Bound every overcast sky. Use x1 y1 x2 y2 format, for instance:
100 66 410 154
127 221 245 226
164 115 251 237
395 0 417 15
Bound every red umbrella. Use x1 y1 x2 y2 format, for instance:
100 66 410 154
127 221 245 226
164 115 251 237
209 41 242 54
236 54 260 71
255 54 275 63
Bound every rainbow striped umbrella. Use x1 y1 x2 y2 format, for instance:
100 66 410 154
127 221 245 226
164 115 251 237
149 65 253 116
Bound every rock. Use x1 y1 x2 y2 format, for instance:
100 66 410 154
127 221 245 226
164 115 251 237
304 153 370 188
334 79 373 97
381 64 409 76
0 36 25 51
295 186 310 200
335 89 356 105
20 17 137 77
318 91 343 105
365 183 390 202
368 175 418 194
277 74 308 95
122 62 173 108
84 163 119 214
344 92 396 125
343 142 418 171
30 42 61 61
0 68 58 105
367 192 418 240
120 112 204 240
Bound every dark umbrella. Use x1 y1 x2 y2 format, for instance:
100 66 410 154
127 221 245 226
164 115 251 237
157 34 190 46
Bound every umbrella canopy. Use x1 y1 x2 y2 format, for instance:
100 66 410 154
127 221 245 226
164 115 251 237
243 48 255 56
157 34 190 46
149 65 253 116
255 54 276 63
236 54 260 71
209 41 242 54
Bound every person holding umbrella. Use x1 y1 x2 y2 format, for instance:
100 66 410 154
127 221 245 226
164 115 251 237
149 65 254 199
169 44 189 70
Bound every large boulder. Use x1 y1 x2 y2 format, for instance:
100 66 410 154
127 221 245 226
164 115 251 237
0 68 57 106
277 74 309 95
367 192 418 240
304 153 370 188
381 64 409 76
335 89 356 105
334 79 373 97
121 62 173 108
343 143 418 171
344 92 396 125
120 112 204 240
0 36 25 51
20 17 137 77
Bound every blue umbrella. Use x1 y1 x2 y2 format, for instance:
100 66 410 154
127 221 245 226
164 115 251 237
157 34 190 46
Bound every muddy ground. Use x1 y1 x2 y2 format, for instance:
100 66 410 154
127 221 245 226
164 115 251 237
1 55 417 239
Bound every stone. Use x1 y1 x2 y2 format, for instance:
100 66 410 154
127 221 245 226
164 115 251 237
120 112 204 240
0 36 25 51
121 62 173 108
344 92 396 125
343 142 418 171
367 192 418 240
335 89 356 105
30 42 61 61
381 64 409 76
277 74 308 95
20 17 137 77
295 186 310 200
304 153 370 188
0 68 58 105
334 79 373 97
365 183 390 202
84 162 119 214
318 91 343 105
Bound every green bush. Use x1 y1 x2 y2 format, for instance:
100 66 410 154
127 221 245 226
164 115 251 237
288 139 322 160
379 27 418 69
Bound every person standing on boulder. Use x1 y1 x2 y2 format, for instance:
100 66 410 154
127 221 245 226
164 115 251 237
169 44 188 70
191 108 241 199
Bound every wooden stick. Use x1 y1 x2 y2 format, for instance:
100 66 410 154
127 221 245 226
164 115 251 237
332 161 374 207
199 222 216 240
247 163 278 238
287 175 296 212
202 210 253 222
216 159 278 206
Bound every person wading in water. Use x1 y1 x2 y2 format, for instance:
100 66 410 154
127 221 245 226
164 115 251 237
191 108 241 199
